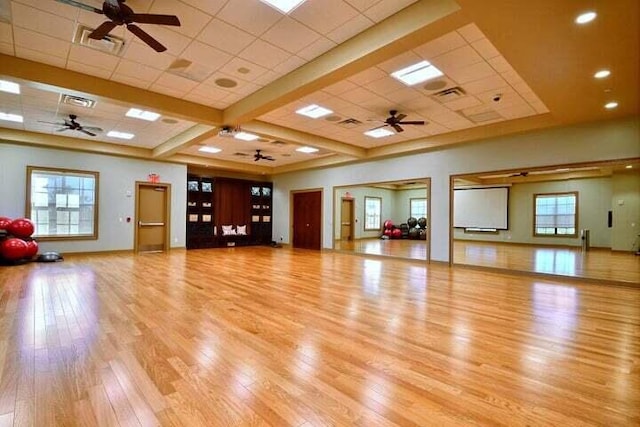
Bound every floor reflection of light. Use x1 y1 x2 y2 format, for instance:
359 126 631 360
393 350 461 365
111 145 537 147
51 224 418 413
466 245 497 262
363 374 390 412
532 283 578 340
363 259 382 295
293 340 318 380
534 250 576 275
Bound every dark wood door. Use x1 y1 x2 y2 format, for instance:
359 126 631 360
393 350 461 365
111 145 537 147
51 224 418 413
293 191 322 250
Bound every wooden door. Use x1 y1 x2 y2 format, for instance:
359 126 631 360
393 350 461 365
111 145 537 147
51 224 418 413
292 190 322 250
135 182 170 253
340 198 354 241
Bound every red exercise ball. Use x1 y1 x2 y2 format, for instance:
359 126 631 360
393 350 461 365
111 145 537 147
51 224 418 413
0 217 11 231
24 240 39 258
383 229 392 237
391 228 402 238
1 238 28 261
8 218 35 238
383 220 394 230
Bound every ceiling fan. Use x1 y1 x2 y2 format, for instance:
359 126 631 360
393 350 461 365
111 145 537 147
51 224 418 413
371 110 425 133
254 150 275 162
38 114 103 137
509 171 529 177
55 0 181 52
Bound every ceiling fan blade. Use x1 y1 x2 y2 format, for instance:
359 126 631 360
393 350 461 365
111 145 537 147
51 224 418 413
38 121 67 126
80 129 97 137
55 0 103 14
129 13 181 26
397 120 425 125
89 21 118 40
370 124 389 131
395 113 407 121
392 124 404 133
266 158 275 161
127 24 167 52
82 126 104 132
56 127 70 132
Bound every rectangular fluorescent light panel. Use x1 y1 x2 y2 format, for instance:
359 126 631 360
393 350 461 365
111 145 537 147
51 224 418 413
0 80 20 94
0 112 23 123
296 104 333 119
198 146 222 154
391 60 444 86
364 128 394 138
107 131 135 140
126 108 160 121
296 146 319 153
234 131 260 141
260 0 307 14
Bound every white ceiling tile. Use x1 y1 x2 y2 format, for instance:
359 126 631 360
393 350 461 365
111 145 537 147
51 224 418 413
185 83 232 103
15 45 67 68
12 27 70 58
339 87 379 104
365 76 406 95
363 0 417 22
498 104 536 119
383 87 423 104
239 39 290 69
0 42 13 56
291 0 359 35
347 67 387 85
180 40 233 72
132 26 192 56
230 81 263 97
153 72 199 94
324 80 359 96
326 13 373 44
67 60 113 79
113 59 164 82
14 0 82 17
488 55 514 74
432 46 483 72
344 0 379 12
217 0 283 37
149 0 212 38
441 95 482 111
198 18 256 55
448 61 496 84
531 101 550 114
457 23 485 43
253 70 280 86
297 37 336 61
178 0 227 16
218 57 269 83
272 55 305 75
377 51 423 74
413 31 467 60
122 41 177 70
463 74 509 95
111 73 152 89
11 2 75 42
471 38 500 60
262 17 321 54
501 69 525 85
68 45 120 72
0 22 13 44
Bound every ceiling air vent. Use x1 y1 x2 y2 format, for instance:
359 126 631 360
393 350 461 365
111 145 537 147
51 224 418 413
61 94 96 109
431 86 466 103
463 110 503 123
74 25 125 56
337 118 362 129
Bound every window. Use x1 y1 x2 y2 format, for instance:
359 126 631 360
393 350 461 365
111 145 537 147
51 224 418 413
364 197 381 230
534 192 577 237
26 166 99 240
410 198 427 219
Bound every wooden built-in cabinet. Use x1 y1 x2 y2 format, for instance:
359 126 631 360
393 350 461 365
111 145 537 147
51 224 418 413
186 175 273 249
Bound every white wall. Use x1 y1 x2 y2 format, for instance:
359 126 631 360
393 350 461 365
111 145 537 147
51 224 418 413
334 186 395 239
394 188 428 222
454 177 613 248
272 118 640 262
611 171 640 251
0 143 187 253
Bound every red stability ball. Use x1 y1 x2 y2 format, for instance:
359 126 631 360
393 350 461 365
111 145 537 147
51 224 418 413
391 228 402 238
8 218 35 239
383 229 392 237
24 239 39 258
1 238 29 261
383 220 394 230
0 217 12 231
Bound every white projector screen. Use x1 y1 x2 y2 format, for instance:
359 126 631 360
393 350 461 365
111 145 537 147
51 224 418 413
454 187 509 229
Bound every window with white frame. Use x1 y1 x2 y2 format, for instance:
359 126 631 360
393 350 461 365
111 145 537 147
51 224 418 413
364 196 381 230
26 166 99 240
534 192 577 237
410 198 427 219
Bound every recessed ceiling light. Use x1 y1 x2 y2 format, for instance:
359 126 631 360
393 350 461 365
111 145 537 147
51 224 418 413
296 104 333 119
604 101 618 109
107 131 135 140
575 11 596 24
594 70 610 79
0 80 20 94
391 60 444 86
234 131 260 141
625 165 633 169
260 0 307 14
198 146 222 154
364 128 394 138
296 146 319 153
0 112 23 123
126 108 160 121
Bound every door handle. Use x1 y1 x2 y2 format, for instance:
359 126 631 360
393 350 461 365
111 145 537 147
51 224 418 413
139 221 165 226
341 222 350 225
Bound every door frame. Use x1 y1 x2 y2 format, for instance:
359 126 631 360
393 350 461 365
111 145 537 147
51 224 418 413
290 188 323 250
340 197 355 241
134 181 171 253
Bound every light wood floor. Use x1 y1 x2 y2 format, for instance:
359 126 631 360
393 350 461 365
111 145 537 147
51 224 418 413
454 240 640 284
334 238 428 260
1 247 639 426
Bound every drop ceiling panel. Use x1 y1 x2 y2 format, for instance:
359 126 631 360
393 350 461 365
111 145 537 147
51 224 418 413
12 27 70 58
217 0 283 37
291 0 359 35
363 0 418 22
261 16 321 54
11 2 75 42
149 0 212 38
198 19 256 55
238 39 290 70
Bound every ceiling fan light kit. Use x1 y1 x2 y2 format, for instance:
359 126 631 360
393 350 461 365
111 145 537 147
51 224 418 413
56 0 181 52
